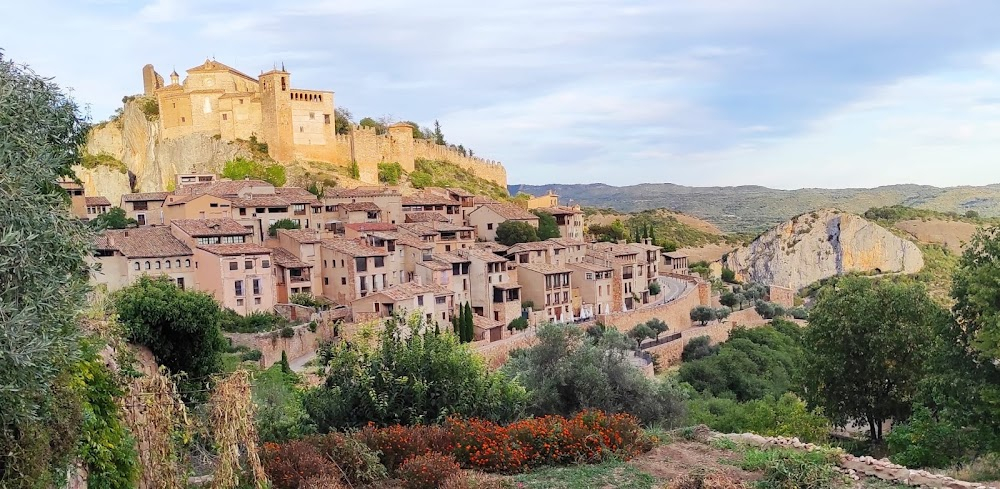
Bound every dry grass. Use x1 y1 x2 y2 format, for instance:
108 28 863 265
667 470 751 489
211 369 267 489
122 368 190 489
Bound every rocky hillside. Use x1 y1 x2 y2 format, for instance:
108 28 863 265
78 97 253 204
511 182 1000 232
724 209 924 290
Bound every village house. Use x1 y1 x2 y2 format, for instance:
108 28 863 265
586 241 651 312
457 248 522 328
568 261 614 318
169 219 252 248
662 251 690 275
194 243 276 314
402 192 462 222
350 280 455 325
58 180 87 219
324 187 403 225
163 193 239 226
526 190 559 210
506 241 568 267
121 192 169 226
85 196 112 219
549 237 588 264
269 247 315 303
467 202 539 242
518 263 574 323
89 227 195 292
274 229 324 300
319 238 392 304
537 205 585 240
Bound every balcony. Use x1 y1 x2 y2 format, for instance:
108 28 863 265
289 269 311 283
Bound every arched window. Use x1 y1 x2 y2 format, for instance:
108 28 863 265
133 262 140 271
155 261 161 269
165 260 171 269
185 259 191 267
176 259 181 268
144 261 151 270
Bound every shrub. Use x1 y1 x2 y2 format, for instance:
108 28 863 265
742 448 841 489
507 316 528 332
290 292 329 309
220 309 287 333
239 349 263 362
887 406 965 468
681 336 718 362
279 326 295 338
308 320 318 333
687 393 830 443
439 471 508 489
300 475 346 489
262 440 338 489
268 218 300 237
397 453 462 489
356 423 455 472
378 162 404 184
409 170 432 188
669 470 749 489
721 268 737 283
307 432 388 485
254 365 314 444
648 280 662 295
788 306 809 320
221 156 285 186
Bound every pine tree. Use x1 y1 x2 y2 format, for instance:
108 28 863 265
433 120 446 145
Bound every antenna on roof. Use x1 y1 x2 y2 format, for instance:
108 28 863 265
281 62 285 71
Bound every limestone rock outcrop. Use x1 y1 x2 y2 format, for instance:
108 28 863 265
724 209 923 290
82 98 250 204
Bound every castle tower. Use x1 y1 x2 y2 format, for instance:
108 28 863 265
387 122 416 172
258 68 295 162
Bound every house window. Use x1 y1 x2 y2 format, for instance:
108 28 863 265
185 259 191 267
374 256 384 268
299 126 304 132
487 223 493 230
341 277 347 285
586 273 593 280
254 297 261 305
229 262 238 271
324 277 329 285
133 262 140 271
253 278 261 295
309 112 315 120
144 261 151 270
210 202 219 208
181 117 186 122
262 260 270 269
355 257 367 272
176 277 185 290
324 114 330 124
222 113 228 121
418 296 424 306
245 260 253 270
240 208 247 216
133 201 148 211
165 260 171 269
235 280 244 297
436 296 446 304
237 298 244 306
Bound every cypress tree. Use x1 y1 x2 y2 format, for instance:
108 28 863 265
463 303 474 342
280 350 291 374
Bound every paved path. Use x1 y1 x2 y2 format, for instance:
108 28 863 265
289 351 317 373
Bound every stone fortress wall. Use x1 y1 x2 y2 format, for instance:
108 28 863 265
142 62 507 188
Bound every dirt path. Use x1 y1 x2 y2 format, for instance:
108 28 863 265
628 441 761 484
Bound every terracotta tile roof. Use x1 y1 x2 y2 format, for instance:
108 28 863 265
268 247 312 268
435 252 471 264
506 241 565 254
122 192 170 202
402 192 458 207
277 229 322 243
663 251 688 259
197 244 272 256
537 206 582 216
324 186 401 198
190 179 273 198
376 282 453 301
548 237 588 248
404 211 450 223
396 237 435 250
97 227 192 258
518 262 572 275
473 196 499 204
344 222 397 233
186 59 257 82
472 314 503 331
398 223 438 237
340 202 380 212
591 242 639 256
446 187 475 198
472 202 537 221
230 195 290 208
420 259 451 271
492 282 522 289
171 219 251 237
275 187 321 204
321 238 389 257
458 248 508 263
473 242 510 253
425 221 474 232
85 196 111 207
569 262 613 273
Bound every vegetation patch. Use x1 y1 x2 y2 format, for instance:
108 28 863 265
410 158 509 201
79 151 128 174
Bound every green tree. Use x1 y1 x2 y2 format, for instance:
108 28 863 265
965 210 980 219
359 117 386 134
532 210 561 240
755 301 785 319
221 157 287 186
648 280 662 296
715 306 732 322
0 52 95 486
681 336 718 362
690 305 716 325
432 120 445 145
349 160 360 179
378 162 403 185
463 302 475 343
628 323 655 344
114 276 227 398
503 323 688 425
269 218 301 237
334 107 353 135
803 277 942 441
721 268 737 283
646 318 669 339
720 291 739 308
303 313 525 430
507 316 529 332
495 220 539 246
90 206 137 230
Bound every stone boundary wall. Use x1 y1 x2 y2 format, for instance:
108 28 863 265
768 284 795 308
646 308 767 366
226 320 339 368
719 432 997 489
475 329 538 369
597 283 704 332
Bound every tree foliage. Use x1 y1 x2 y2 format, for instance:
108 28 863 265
803 277 942 441
503 323 688 426
648 281 661 296
681 336 718 362
114 276 227 398
90 206 137 230
687 393 830 443
678 322 805 402
268 218 300 237
0 52 94 486
334 107 353 135
304 313 525 430
588 220 627 242
221 157 287 187
532 210 561 240
690 305 716 325
377 162 403 185
495 220 539 246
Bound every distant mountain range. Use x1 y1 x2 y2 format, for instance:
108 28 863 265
509 182 1000 232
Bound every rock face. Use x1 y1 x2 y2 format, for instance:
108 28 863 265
82 98 250 204
724 209 923 290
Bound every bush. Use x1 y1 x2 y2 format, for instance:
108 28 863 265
221 157 285 186
690 305 716 325
304 313 526 430
721 268 737 283
290 292 329 309
262 440 338 489
268 218 300 237
687 393 830 443
378 162 404 184
648 280 662 296
220 309 287 333
279 326 295 338
307 432 388 485
308 320 318 333
788 306 809 320
507 316 528 332
356 423 455 472
239 349 263 362
439 471 508 489
409 170 432 188
887 406 965 468
681 336 718 362
742 448 841 489
397 453 462 489
254 365 314 444
754 301 785 319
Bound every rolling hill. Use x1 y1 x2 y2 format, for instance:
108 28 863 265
510 182 1000 232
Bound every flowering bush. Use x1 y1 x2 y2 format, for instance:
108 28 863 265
356 423 455 471
306 432 388 485
447 417 527 473
396 453 462 489
262 441 337 489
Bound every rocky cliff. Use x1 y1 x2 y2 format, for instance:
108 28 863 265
724 209 924 290
78 98 250 204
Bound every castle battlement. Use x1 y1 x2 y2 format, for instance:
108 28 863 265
142 60 507 188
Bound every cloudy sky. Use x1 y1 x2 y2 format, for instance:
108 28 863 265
4 0 1000 189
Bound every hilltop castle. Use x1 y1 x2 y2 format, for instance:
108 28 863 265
141 60 506 186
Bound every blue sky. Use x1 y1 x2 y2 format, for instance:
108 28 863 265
4 0 1000 189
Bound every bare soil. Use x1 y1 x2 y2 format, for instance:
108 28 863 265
627 441 761 485
894 219 978 253
676 243 735 263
